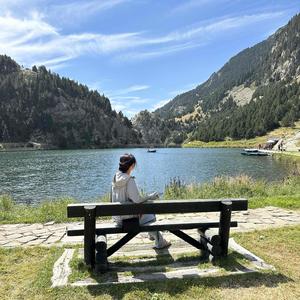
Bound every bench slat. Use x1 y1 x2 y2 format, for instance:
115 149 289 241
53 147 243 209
67 220 238 235
67 199 248 217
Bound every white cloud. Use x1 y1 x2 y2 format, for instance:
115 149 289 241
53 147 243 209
110 96 149 103
169 82 198 96
116 11 286 62
110 101 126 112
0 0 129 25
170 0 216 15
117 41 204 62
151 99 171 111
110 97 146 117
48 0 129 24
0 12 143 68
113 85 150 95
109 86 151 117
0 6 287 68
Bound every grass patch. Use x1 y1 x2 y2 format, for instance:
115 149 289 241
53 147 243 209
0 246 64 300
183 139 263 148
1 226 299 299
0 195 76 224
0 194 111 224
250 195 300 209
274 151 300 159
164 175 300 209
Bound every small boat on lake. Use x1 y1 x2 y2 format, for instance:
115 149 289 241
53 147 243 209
241 149 269 156
147 148 157 153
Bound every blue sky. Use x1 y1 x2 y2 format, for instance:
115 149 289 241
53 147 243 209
0 0 299 117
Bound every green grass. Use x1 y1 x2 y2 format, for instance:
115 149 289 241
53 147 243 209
1 226 299 299
0 193 111 224
250 195 300 209
0 195 76 224
164 175 300 210
183 139 263 148
274 151 300 159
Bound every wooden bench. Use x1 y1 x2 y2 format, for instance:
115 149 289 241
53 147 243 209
67 198 248 273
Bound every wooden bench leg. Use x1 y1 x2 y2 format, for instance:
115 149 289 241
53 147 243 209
95 235 108 273
198 230 222 258
198 229 209 259
84 205 96 267
219 201 232 256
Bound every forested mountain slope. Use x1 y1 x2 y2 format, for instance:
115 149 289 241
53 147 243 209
0 55 140 148
152 13 300 142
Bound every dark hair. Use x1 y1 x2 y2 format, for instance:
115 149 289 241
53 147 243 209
119 153 137 173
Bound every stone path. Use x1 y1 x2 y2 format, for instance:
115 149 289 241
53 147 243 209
1 206 300 248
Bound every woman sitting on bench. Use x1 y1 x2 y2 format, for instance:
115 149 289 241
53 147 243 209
111 153 171 249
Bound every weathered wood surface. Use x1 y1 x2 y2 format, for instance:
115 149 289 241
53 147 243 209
68 198 248 217
95 235 108 273
84 206 96 267
199 232 221 246
51 248 75 287
219 201 232 256
67 220 238 236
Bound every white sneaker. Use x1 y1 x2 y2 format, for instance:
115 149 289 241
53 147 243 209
153 239 171 250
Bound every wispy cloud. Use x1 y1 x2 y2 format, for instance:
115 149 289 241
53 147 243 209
115 11 286 62
0 12 142 68
110 96 149 117
95 83 151 115
117 41 204 62
112 85 150 95
48 0 129 24
0 6 287 69
111 96 149 103
151 99 171 111
170 0 217 15
169 82 199 97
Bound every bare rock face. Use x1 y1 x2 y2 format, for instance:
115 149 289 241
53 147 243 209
132 110 187 146
132 110 167 145
0 57 141 148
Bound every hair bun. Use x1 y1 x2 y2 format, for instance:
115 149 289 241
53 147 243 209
119 153 136 173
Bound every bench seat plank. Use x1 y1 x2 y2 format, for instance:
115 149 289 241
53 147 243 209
67 219 238 236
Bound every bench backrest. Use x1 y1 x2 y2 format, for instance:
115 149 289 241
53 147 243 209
67 198 248 218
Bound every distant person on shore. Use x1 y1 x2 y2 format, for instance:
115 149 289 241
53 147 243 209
110 153 171 249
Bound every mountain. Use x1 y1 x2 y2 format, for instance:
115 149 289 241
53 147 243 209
145 14 300 143
132 110 189 145
0 55 140 148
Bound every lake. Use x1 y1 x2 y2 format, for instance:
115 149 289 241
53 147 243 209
0 148 291 204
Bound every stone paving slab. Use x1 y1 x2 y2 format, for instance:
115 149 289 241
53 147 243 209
1 206 300 248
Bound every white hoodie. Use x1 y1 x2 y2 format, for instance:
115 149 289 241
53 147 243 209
111 170 148 224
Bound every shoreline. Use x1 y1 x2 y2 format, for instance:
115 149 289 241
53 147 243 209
0 143 181 152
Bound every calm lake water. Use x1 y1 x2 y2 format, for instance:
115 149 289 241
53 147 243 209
0 148 291 204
